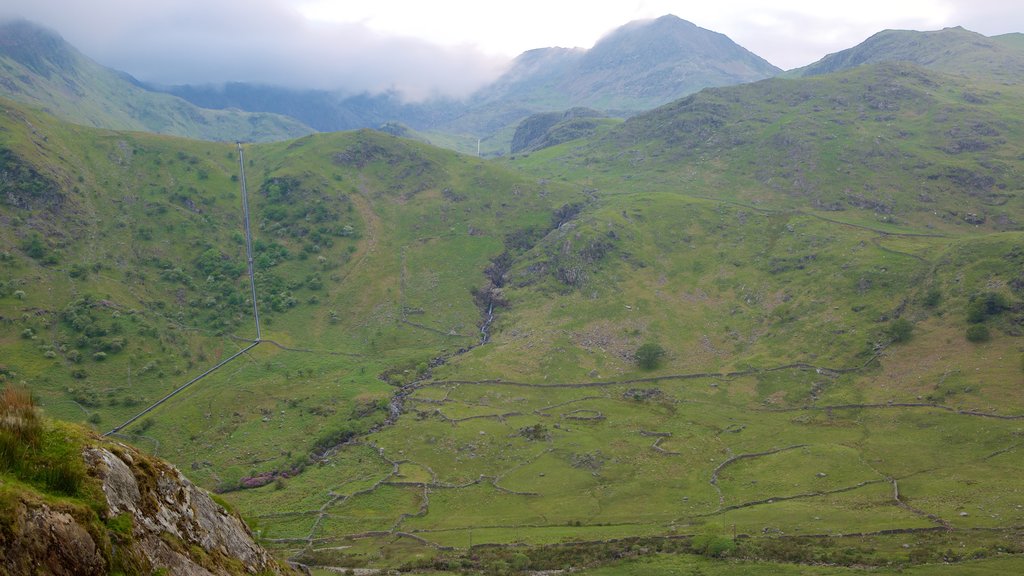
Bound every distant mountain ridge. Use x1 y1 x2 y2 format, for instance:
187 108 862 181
158 14 781 148
792 26 1024 82
433 15 779 137
0 19 313 142
6 15 1022 154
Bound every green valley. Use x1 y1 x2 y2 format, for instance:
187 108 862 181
1 24 1023 576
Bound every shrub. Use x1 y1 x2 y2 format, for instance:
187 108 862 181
966 325 991 343
691 534 737 558
886 318 913 343
967 292 1009 323
635 342 665 370
21 233 47 260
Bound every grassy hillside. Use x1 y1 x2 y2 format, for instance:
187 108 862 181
791 26 1024 83
1 57 1023 575
0 20 313 142
525 62 1024 234
993 32 1024 51
0 96 575 489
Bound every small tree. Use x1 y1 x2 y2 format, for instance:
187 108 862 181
635 342 665 370
966 325 991 343
886 318 913 343
967 292 1009 323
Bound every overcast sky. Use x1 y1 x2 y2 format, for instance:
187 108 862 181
2 0 1021 98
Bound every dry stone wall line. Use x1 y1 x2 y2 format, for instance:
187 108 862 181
562 409 605 421
256 337 365 357
426 356 881 392
985 441 1022 460
709 444 809 507
104 342 259 436
760 402 1024 420
534 395 609 416
890 477 951 529
650 436 679 455
434 409 524 424
681 479 889 522
390 485 431 532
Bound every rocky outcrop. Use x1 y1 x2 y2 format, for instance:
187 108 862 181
82 443 295 575
0 438 298 576
0 497 107 576
511 107 605 153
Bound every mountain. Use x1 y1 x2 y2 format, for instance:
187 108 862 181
159 82 465 135
155 15 780 152
462 14 780 113
0 19 313 142
437 14 781 140
793 26 1024 82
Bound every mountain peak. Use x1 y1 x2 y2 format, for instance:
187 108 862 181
581 14 779 73
0 19 79 78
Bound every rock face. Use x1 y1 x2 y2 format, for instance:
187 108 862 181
1 500 107 576
0 440 296 576
82 444 293 576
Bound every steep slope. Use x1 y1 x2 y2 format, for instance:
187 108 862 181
0 20 313 142
792 26 1024 83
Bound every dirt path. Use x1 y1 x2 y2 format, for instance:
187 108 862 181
332 182 380 288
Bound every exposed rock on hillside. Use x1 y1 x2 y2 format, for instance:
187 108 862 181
1 435 298 576
86 444 290 575
1 498 107 576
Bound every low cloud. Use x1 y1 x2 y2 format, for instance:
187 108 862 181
3 0 1022 95
0 0 508 99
